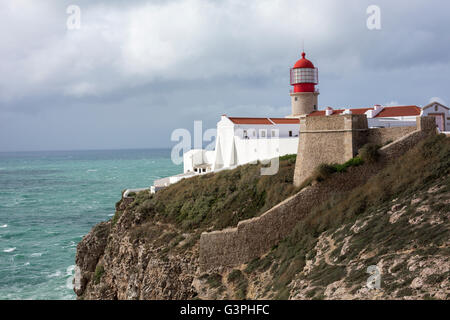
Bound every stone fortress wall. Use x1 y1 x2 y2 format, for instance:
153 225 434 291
293 114 421 187
199 116 436 270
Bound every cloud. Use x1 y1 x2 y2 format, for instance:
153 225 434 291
0 0 449 150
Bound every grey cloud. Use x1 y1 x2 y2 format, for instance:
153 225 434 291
0 0 449 151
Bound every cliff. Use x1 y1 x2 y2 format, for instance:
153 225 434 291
75 135 449 300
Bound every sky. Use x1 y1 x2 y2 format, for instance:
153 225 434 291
0 0 449 151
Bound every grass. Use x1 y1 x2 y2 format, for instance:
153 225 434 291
358 143 381 163
206 273 223 288
227 269 248 299
310 156 365 183
123 156 300 239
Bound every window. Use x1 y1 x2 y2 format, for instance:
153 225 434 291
314 105 317 110
243 130 248 138
271 130 276 137
295 97 298 101
260 130 266 138
289 130 292 137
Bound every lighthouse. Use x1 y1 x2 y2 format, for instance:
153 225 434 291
289 52 319 117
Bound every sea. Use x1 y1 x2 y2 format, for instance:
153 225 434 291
0 149 181 300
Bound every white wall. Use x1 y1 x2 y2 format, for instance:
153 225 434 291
368 117 417 128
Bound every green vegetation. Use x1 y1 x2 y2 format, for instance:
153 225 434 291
206 273 222 288
311 156 365 183
227 270 248 299
126 156 299 239
257 134 450 298
111 210 122 226
306 143 381 185
279 154 297 164
93 265 105 285
358 143 381 163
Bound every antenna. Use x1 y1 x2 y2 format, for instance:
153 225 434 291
302 40 305 53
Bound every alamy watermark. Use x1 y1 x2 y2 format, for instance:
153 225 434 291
66 5 81 30
366 265 381 289
366 5 381 30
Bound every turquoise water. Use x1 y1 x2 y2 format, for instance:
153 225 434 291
0 149 181 300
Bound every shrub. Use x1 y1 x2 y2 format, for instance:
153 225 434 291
206 273 222 288
227 269 248 299
311 157 364 183
93 265 105 284
312 164 336 182
111 211 122 226
228 269 244 283
358 143 381 163
333 157 364 172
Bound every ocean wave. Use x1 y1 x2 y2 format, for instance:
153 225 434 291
0 224 7 228
47 270 62 278
65 265 76 289
3 247 16 253
66 265 75 276
30 252 42 257
86 169 97 172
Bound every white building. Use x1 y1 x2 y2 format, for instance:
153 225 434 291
183 116 300 174
421 101 450 132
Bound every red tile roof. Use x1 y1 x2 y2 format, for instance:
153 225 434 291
374 106 421 117
227 117 300 125
228 117 273 125
270 118 300 124
308 106 420 118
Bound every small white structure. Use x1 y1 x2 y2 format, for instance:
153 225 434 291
421 101 450 132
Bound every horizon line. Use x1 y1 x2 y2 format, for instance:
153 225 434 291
0 146 174 154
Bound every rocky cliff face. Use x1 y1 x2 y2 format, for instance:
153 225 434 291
75 198 199 299
75 135 449 300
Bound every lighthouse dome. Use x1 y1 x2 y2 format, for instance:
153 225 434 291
293 52 315 69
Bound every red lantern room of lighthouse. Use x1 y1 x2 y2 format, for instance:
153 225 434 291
290 52 318 93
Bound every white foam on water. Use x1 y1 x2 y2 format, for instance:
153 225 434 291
65 265 76 289
0 224 8 228
107 213 114 217
86 169 97 172
3 247 16 253
66 265 75 276
30 252 42 257
47 270 62 278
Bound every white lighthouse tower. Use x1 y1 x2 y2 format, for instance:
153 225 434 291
289 52 319 117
